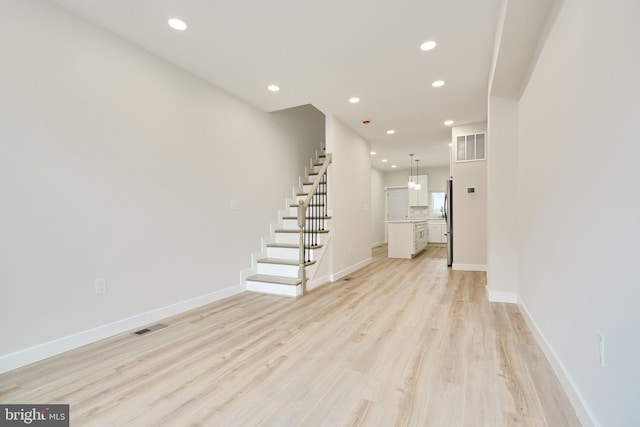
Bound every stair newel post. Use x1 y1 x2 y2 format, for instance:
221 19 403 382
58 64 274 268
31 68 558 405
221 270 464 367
297 200 307 295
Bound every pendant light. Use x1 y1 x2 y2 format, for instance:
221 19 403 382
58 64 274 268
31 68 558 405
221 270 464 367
414 159 422 190
407 154 415 189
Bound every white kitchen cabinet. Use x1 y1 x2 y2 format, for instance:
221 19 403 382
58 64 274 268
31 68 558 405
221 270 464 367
408 174 429 206
387 221 428 259
427 219 446 243
413 222 428 254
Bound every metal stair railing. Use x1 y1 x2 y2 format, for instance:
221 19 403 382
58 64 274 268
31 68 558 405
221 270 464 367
297 153 332 295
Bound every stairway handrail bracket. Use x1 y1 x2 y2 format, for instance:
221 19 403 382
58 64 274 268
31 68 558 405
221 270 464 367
297 153 332 295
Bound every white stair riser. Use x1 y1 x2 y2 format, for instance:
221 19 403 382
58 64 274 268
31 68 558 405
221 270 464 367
266 247 320 261
246 281 300 297
281 219 299 230
281 218 331 230
257 263 299 277
303 183 327 193
275 232 329 245
266 247 298 259
275 233 300 244
288 206 327 217
294 194 328 204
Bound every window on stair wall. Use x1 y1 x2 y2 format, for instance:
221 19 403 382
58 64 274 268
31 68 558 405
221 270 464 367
431 192 445 217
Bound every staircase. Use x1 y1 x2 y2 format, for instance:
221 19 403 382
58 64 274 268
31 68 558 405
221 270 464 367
244 152 332 297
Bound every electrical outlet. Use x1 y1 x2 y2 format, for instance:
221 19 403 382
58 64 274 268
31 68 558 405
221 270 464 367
95 278 107 295
596 332 605 367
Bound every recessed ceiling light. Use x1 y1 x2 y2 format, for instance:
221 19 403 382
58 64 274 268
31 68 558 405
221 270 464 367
382 159 388 163
386 129 396 135
267 85 280 92
349 97 360 104
168 18 188 31
420 40 437 51
432 80 445 88
391 165 397 168
448 143 453 147
370 151 377 155
444 120 454 126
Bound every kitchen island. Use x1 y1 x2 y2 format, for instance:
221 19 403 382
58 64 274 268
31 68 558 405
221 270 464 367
386 220 428 259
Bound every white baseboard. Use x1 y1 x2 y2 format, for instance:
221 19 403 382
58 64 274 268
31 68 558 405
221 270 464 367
330 257 373 282
518 299 598 427
486 287 518 303
0 285 245 374
452 263 487 272
371 241 385 248
307 275 330 291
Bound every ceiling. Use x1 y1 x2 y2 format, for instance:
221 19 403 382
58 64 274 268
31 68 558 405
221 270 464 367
51 0 504 171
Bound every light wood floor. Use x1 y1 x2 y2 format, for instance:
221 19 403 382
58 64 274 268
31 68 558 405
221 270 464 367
0 246 580 426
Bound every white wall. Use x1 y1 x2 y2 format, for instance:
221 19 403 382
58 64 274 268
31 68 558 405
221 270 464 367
325 115 372 279
517 0 640 425
370 168 386 247
486 96 518 301
451 123 487 270
0 0 323 370
271 104 326 171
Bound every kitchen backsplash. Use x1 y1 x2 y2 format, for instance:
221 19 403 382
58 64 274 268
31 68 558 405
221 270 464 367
409 206 429 218
409 206 446 220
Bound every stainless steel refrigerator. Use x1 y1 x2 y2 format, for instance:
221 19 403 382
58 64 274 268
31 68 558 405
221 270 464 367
444 178 453 266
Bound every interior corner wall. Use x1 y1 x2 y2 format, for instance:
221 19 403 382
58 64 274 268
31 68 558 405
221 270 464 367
517 0 640 425
269 104 326 178
0 0 323 369
370 168 386 247
486 96 518 300
325 115 373 279
451 123 488 270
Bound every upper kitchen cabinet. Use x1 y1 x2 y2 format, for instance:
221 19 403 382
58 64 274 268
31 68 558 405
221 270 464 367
408 174 429 206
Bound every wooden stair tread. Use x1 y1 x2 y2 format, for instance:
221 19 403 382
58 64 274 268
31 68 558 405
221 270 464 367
290 203 324 207
257 258 316 266
274 229 330 234
246 275 301 286
281 216 331 220
296 192 327 196
266 243 323 249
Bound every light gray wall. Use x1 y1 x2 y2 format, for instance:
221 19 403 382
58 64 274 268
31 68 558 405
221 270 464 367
451 123 488 269
517 0 640 425
325 115 372 278
423 166 450 195
271 104 326 177
487 95 518 298
0 0 322 362
370 168 386 247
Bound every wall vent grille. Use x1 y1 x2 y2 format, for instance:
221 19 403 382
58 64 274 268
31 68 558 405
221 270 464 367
133 323 168 336
456 133 486 162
